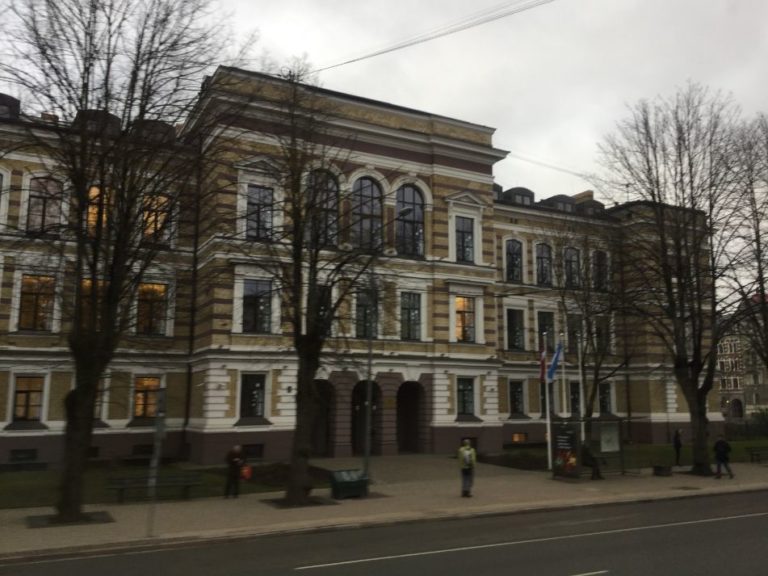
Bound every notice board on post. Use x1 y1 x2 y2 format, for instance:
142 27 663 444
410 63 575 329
552 422 580 479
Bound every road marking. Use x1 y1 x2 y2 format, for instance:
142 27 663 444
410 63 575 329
295 511 768 570
570 571 608 576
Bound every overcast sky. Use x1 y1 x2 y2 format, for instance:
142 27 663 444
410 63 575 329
222 0 768 202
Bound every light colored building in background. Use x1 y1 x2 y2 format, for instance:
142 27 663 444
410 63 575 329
0 71 721 467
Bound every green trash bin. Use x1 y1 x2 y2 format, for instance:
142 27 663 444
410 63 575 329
330 469 369 499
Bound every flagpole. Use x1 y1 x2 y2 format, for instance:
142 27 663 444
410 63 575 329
544 331 552 471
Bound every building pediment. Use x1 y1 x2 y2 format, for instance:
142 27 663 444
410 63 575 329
446 191 488 209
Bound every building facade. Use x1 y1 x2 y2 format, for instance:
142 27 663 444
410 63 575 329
0 70 721 467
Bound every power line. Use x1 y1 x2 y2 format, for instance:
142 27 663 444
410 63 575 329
315 0 556 73
506 150 594 181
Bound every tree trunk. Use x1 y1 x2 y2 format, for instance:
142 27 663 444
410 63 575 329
284 355 319 505
686 388 713 476
55 356 104 521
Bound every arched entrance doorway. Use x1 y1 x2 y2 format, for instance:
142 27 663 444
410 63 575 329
351 381 381 456
311 379 334 457
730 398 744 419
397 381 422 453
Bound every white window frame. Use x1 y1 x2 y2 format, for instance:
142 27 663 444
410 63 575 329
130 373 165 419
507 379 528 416
7 372 50 425
455 375 479 417
448 283 485 344
0 166 10 229
236 162 283 240
232 267 281 334
133 278 175 337
236 372 271 421
448 205 483 264
9 267 63 333
503 236 526 283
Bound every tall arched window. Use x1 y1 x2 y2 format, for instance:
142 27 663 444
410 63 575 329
395 184 424 257
351 177 382 250
505 239 522 283
564 247 581 288
307 169 339 247
536 243 552 286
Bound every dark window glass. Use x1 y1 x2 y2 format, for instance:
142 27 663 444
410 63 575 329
18 275 55 331
240 374 265 418
456 216 474 263
536 244 552 286
593 250 608 291
566 314 582 354
506 309 525 350
307 170 338 247
537 311 555 352
243 279 272 333
136 283 167 335
133 377 160 418
400 292 421 341
564 247 581 288
13 376 43 421
395 185 425 257
506 239 523 283
246 184 273 241
457 377 474 415
595 316 611 354
599 382 612 414
570 381 581 415
351 177 383 250
509 380 524 414
455 296 475 343
356 287 378 339
27 177 61 234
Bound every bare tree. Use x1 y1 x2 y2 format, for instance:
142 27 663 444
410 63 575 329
192 65 409 505
552 222 630 440
599 83 743 474
0 0 250 521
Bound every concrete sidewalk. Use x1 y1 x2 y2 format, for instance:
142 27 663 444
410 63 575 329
2 455 767 562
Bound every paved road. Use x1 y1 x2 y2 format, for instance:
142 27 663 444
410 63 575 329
3 492 768 575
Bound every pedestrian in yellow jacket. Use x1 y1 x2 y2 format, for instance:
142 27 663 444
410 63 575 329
458 438 477 497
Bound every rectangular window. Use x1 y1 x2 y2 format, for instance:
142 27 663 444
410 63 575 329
599 382 612 414
142 194 171 243
457 377 474 416
13 376 44 421
243 279 272 334
86 185 110 237
133 377 161 418
27 177 61 234
356 287 378 339
455 296 476 343
246 184 273 241
400 292 421 341
565 247 581 288
506 309 525 350
240 374 266 419
566 314 582 354
536 244 553 286
505 239 523 283
80 279 107 331
455 216 474 263
18 274 55 331
595 316 611 354
593 250 608 291
137 283 167 335
508 380 524 415
569 381 581 415
537 311 555 352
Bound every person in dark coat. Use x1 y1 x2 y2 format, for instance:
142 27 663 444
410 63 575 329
713 435 734 479
581 444 604 480
673 429 683 466
225 444 244 498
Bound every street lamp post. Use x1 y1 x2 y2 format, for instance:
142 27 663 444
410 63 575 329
363 266 375 480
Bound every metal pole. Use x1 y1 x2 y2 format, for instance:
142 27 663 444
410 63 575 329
363 267 375 480
578 333 585 443
146 388 166 538
544 331 552 471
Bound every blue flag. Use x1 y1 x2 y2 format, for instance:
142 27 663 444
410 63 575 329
546 342 563 382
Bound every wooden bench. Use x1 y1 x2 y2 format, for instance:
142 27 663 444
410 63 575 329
108 473 202 503
747 447 768 463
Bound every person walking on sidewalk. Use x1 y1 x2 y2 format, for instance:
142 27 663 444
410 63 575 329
673 429 683 466
225 444 244 498
713 435 734 479
458 438 477 497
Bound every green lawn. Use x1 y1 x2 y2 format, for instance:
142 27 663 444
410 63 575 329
0 462 330 509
